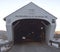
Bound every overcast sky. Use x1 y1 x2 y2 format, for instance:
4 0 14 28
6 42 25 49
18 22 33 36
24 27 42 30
0 0 60 31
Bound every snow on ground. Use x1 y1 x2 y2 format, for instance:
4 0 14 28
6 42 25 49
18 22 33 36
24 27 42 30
0 39 11 52
51 38 60 48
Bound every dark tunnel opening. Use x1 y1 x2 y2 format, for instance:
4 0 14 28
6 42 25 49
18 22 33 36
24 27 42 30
12 19 50 44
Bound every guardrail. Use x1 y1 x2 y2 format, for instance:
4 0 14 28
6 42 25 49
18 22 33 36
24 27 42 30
49 40 60 47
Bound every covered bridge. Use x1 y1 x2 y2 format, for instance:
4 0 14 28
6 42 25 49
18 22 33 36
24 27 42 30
4 2 57 45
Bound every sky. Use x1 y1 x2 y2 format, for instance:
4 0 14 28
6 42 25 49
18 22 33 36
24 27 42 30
0 0 60 31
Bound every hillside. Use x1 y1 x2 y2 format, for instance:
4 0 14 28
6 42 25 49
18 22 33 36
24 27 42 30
0 30 7 40
55 31 60 34
54 31 60 38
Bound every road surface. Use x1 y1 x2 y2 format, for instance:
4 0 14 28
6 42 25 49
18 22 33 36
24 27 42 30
9 42 60 52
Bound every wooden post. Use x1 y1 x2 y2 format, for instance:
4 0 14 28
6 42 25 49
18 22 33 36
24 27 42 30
49 40 52 46
0 45 1 52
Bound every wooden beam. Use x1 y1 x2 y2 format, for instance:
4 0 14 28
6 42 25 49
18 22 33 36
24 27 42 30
41 21 48 27
13 21 20 28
